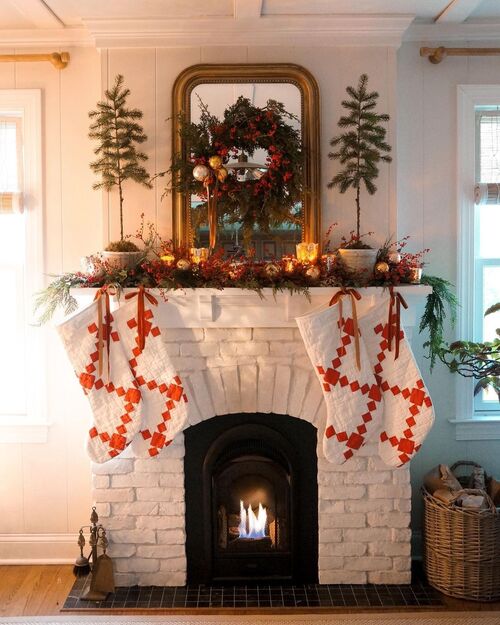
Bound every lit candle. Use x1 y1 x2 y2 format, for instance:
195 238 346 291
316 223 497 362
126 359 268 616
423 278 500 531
190 247 209 264
160 253 175 264
284 257 296 274
322 253 336 273
296 242 319 264
408 266 422 284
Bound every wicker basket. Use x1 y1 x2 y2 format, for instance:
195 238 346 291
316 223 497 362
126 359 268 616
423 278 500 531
423 461 500 602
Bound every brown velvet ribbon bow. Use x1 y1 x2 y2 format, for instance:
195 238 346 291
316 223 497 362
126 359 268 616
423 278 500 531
388 286 408 360
93 286 116 379
329 288 362 371
125 286 159 351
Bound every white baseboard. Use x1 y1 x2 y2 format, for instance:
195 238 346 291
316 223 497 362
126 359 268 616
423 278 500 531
0 533 76 564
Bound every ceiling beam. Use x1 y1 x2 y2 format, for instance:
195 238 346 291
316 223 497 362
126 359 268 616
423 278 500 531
8 0 63 28
435 0 484 23
234 0 263 20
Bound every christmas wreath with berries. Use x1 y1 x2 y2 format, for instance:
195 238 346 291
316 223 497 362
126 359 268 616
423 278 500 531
165 96 303 249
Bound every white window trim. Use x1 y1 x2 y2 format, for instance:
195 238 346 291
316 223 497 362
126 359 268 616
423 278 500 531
0 89 48 443
452 85 500 440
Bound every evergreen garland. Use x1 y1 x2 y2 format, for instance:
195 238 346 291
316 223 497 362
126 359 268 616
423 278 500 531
89 74 151 242
328 74 392 241
419 275 458 368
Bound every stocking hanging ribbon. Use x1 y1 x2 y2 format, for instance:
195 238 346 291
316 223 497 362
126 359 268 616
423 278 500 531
329 288 362 370
388 287 408 360
93 286 115 379
124 286 159 351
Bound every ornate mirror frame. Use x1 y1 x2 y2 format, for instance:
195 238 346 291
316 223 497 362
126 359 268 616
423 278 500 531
171 63 321 249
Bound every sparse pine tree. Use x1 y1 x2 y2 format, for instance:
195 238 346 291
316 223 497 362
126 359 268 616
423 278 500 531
89 74 151 243
328 74 392 240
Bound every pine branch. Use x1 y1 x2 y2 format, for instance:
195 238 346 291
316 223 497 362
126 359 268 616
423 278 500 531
88 73 151 240
328 73 392 237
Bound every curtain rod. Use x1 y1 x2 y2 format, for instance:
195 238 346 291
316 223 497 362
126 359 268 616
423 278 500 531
0 52 69 70
420 46 500 64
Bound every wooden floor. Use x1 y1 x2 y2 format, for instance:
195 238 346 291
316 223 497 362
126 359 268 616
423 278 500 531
1 565 500 617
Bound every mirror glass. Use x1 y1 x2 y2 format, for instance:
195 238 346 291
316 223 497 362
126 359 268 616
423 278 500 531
190 82 302 259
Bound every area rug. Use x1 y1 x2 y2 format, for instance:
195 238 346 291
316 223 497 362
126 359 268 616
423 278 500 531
1 614 500 624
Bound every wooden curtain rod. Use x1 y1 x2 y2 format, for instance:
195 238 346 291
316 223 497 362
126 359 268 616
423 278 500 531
0 52 70 70
421 46 500 64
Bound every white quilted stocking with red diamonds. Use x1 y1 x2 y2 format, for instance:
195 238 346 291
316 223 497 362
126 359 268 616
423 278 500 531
296 298 383 464
115 297 188 458
359 297 435 467
57 301 142 463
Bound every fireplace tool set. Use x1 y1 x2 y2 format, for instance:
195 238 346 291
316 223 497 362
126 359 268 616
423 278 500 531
73 506 115 601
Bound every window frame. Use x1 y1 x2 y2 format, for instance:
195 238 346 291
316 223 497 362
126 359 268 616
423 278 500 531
454 85 500 441
0 89 47 443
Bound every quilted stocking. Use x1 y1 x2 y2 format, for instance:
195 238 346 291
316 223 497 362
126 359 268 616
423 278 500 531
359 292 435 467
57 292 142 463
296 290 383 464
116 288 188 458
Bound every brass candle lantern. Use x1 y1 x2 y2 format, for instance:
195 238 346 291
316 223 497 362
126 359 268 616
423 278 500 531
408 266 422 284
296 242 319 264
73 506 115 601
190 247 209 264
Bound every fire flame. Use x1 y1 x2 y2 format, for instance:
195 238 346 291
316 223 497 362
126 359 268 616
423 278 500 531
238 500 267 539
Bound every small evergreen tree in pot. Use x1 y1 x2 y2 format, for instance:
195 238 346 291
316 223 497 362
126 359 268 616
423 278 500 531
328 74 392 273
89 74 151 266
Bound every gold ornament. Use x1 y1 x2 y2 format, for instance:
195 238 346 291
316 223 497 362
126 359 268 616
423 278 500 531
265 263 281 278
305 265 321 281
209 155 223 170
284 258 296 274
388 251 401 264
193 164 209 182
216 166 228 182
375 261 390 274
176 258 191 271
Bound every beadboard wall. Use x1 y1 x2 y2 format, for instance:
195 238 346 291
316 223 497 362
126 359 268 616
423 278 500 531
1 39 499 562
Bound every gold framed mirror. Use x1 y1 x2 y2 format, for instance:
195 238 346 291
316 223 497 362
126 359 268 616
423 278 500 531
171 63 321 257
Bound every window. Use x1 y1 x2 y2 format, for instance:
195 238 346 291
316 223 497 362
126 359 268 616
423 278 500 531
456 86 500 439
475 110 500 412
0 90 46 442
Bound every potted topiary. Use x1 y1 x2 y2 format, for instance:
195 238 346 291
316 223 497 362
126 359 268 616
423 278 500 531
328 74 392 274
89 74 152 269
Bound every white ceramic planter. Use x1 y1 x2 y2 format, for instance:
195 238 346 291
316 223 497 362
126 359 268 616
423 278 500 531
101 250 143 270
338 248 378 275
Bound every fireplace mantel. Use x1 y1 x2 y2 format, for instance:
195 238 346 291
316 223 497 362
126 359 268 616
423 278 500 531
72 285 431 329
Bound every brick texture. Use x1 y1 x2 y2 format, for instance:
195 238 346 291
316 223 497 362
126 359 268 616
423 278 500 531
92 326 412 585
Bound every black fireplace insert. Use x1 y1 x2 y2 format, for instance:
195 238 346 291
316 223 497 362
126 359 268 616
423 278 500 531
184 413 318 584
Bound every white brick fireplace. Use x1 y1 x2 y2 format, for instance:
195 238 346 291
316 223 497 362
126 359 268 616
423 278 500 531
89 286 430 587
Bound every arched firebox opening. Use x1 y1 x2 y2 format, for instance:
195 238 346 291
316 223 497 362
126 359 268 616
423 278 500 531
184 413 318 584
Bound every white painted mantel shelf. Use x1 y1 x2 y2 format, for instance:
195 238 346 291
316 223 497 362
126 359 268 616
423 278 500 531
72 285 432 329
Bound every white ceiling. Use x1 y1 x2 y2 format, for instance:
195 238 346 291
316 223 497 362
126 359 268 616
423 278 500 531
2 0 500 30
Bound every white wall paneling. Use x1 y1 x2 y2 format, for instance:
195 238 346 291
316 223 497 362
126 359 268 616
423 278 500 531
0 47 99 553
397 41 500 531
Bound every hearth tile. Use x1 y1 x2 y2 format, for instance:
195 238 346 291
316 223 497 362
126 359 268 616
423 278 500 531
63 572 444 610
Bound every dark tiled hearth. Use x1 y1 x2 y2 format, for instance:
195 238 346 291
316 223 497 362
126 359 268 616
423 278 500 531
63 572 443 610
